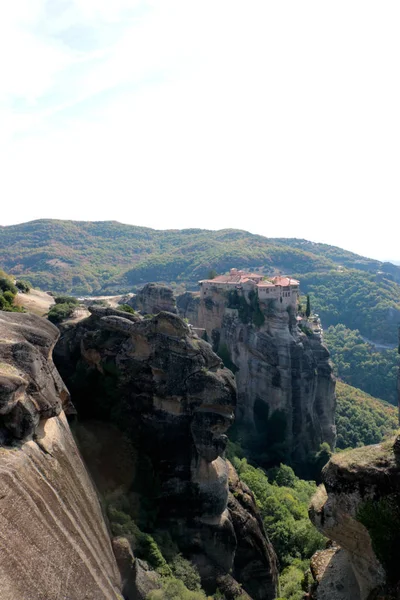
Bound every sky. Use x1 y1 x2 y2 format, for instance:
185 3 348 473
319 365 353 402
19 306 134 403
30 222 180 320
1 1 399 261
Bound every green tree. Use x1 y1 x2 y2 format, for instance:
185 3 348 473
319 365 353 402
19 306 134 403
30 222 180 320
305 295 311 318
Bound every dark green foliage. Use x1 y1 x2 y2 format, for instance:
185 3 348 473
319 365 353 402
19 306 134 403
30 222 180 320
107 504 171 576
278 560 309 600
47 302 76 323
217 343 238 374
305 295 311 318
298 324 312 337
15 279 31 293
335 381 398 449
299 270 400 344
170 555 202 591
54 295 79 305
357 496 400 583
3 291 14 304
233 459 326 568
147 578 207 599
324 324 399 404
118 303 135 314
0 272 23 312
0 277 17 295
47 295 80 323
227 289 265 327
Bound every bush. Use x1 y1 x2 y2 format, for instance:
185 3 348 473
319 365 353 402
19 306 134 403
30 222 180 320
170 555 202 591
15 280 31 293
118 303 135 314
47 302 75 323
0 277 17 295
3 291 15 305
233 459 326 568
54 295 79 305
146 578 207 600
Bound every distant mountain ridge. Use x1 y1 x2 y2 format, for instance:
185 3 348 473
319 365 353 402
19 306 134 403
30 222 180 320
2 219 400 344
2 218 399 290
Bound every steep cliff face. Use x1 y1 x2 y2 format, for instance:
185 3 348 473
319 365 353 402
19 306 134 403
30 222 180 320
55 306 278 599
0 312 122 600
129 283 177 315
309 437 400 599
177 288 336 466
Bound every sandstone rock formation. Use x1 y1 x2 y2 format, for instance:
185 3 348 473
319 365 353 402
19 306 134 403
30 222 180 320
309 437 400 599
0 311 122 600
55 306 278 599
129 282 177 315
177 287 336 467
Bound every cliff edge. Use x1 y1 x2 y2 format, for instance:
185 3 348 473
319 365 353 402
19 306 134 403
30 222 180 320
55 306 279 599
0 311 122 600
177 281 336 468
309 436 400 599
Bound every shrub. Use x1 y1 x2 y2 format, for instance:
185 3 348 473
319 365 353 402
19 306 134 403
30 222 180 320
15 280 31 293
0 277 17 295
3 291 15 305
146 578 207 600
54 295 79 305
170 555 202 591
118 304 135 314
47 302 75 323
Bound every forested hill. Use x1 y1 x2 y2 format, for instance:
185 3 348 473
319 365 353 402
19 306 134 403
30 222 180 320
2 219 400 344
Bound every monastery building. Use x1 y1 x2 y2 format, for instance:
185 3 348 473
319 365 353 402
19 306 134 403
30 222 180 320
199 269 299 308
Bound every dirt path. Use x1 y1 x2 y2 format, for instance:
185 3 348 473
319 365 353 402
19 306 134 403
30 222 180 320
15 289 55 317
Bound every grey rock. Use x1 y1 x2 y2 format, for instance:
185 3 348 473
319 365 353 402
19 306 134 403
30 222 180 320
130 283 177 315
177 288 336 465
55 309 278 599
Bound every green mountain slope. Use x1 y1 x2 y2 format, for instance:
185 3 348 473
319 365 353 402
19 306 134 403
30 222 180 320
324 324 399 404
2 219 400 345
335 381 398 448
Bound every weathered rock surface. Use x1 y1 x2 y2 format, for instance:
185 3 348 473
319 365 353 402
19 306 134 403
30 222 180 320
177 288 336 466
55 307 279 598
309 545 361 600
130 283 177 315
0 311 122 600
309 438 400 599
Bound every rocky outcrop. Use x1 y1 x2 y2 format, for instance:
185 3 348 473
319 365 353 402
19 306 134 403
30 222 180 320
0 311 122 600
309 545 360 600
130 283 177 315
309 437 400 599
55 306 278 599
177 288 336 467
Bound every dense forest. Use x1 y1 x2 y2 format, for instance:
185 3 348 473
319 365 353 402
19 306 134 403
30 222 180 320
299 270 400 344
335 381 398 448
324 324 399 404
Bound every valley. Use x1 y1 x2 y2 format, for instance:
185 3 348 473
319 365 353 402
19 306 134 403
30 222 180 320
0 222 399 600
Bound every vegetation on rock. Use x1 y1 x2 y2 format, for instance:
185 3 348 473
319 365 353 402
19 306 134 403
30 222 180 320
0 270 24 312
47 295 79 323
